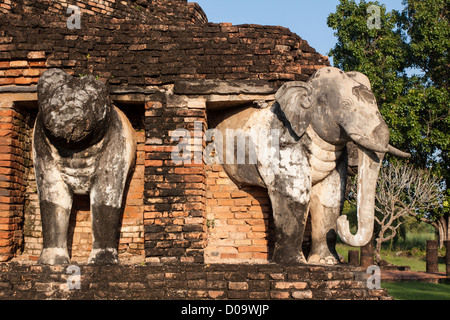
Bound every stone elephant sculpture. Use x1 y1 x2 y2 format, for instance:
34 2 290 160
33 69 136 265
213 67 409 265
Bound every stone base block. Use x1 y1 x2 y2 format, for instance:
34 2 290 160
0 263 392 300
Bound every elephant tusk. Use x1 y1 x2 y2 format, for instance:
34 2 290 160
387 145 411 158
348 133 389 154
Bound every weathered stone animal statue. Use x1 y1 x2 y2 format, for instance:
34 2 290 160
33 69 136 265
214 67 410 265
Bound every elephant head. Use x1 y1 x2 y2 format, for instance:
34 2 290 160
37 69 111 148
275 67 410 247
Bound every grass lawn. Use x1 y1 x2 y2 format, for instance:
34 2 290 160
336 241 449 300
381 251 446 272
382 282 450 300
336 243 446 272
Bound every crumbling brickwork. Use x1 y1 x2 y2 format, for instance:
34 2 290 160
0 102 33 261
205 164 274 263
0 0 207 25
0 0 329 264
144 99 208 263
0 263 392 300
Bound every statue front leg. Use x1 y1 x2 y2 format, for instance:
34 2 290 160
268 182 310 266
37 173 73 265
88 185 123 265
88 202 121 265
308 159 347 265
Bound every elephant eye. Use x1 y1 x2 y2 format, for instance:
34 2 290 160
341 100 353 110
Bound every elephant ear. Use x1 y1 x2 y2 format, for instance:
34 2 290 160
275 81 313 138
346 71 372 90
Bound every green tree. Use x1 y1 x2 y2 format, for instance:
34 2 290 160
328 0 449 243
327 1 410 131
327 0 449 185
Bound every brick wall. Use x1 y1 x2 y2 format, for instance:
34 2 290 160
0 102 33 261
0 54 46 87
144 97 208 264
0 0 329 264
0 0 207 25
0 263 392 300
0 9 328 88
205 164 274 263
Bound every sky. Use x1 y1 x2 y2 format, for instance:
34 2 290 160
190 0 406 66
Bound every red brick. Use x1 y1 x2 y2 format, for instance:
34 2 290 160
0 109 16 117
145 101 163 110
253 252 269 260
14 77 38 84
27 51 46 60
0 78 14 85
5 69 22 77
212 192 231 199
0 167 13 175
174 167 203 175
184 175 204 183
29 61 46 67
238 246 268 253
0 237 13 247
9 61 28 68
0 61 9 69
247 232 267 239
234 198 252 206
220 253 237 259
145 160 163 167
0 223 15 231
230 191 247 198
270 291 290 299
23 69 41 77
228 282 248 290
144 145 173 153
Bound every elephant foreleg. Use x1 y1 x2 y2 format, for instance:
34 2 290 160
308 162 347 265
37 175 73 265
88 182 124 265
88 202 122 265
269 189 309 265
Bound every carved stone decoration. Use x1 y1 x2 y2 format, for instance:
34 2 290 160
214 67 410 266
33 69 136 265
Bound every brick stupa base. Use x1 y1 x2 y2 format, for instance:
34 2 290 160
0 262 392 300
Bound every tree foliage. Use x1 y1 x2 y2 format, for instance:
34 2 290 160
327 0 449 188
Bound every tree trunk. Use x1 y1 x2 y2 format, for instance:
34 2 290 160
436 214 449 249
360 238 375 268
437 218 445 248
420 212 448 249
446 212 449 242
375 237 383 264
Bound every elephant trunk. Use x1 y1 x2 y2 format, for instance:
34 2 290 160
337 147 384 247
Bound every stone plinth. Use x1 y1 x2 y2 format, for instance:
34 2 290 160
0 263 391 300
